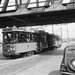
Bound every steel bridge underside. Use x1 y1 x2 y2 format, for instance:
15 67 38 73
0 9 75 28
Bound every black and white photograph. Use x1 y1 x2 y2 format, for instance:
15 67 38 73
0 0 75 75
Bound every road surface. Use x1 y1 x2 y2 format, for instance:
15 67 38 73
0 42 74 75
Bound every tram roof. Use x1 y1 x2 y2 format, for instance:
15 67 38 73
2 27 25 32
2 27 47 34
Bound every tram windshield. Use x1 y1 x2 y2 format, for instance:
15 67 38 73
3 32 18 43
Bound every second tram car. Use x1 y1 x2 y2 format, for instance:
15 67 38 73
2 27 62 58
47 34 62 49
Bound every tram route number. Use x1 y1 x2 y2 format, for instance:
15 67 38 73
31 7 45 13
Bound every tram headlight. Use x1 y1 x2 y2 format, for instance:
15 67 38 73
10 46 15 51
7 44 15 51
7 50 10 52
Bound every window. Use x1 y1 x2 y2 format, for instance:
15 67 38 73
0 0 5 11
3 32 13 43
3 32 18 43
6 0 16 11
62 0 70 4
18 32 25 42
27 0 51 8
18 32 34 42
0 0 16 12
28 3 37 8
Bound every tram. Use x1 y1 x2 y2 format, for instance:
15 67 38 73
2 27 48 57
47 34 62 49
2 27 62 58
60 45 75 75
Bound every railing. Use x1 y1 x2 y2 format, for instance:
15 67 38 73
0 0 51 12
0 0 75 13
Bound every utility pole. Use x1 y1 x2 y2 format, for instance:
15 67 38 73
52 24 54 34
60 25 62 43
67 24 69 44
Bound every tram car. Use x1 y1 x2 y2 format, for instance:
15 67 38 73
60 45 75 75
47 34 62 49
2 27 48 57
2 27 62 58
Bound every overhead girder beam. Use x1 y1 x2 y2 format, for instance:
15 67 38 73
70 0 75 2
0 9 75 28
15 0 19 9
16 0 30 8
2 0 9 12
44 0 51 6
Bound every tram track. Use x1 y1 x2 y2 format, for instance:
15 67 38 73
0 48 63 75
0 53 51 75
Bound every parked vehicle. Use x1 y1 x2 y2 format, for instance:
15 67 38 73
60 45 75 75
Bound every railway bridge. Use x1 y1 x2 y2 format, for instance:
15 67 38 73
0 0 75 28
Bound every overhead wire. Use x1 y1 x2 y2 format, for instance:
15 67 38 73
52 0 63 9
8 16 35 25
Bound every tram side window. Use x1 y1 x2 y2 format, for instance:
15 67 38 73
41 34 46 42
26 33 31 42
39 34 45 42
18 32 25 42
34 34 39 42
14 32 18 43
18 32 33 42
25 33 35 42
30 33 34 41
29 33 34 42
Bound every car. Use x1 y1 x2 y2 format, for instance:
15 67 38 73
60 44 75 75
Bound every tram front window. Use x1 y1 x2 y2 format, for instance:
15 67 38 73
3 32 18 43
3 32 13 43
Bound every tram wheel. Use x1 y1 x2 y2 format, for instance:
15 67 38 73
19 53 27 58
35 50 40 54
26 51 34 56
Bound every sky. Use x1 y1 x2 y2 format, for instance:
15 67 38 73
43 23 75 39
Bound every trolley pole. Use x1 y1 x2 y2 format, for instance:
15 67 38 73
60 25 62 43
67 24 69 44
52 24 54 34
